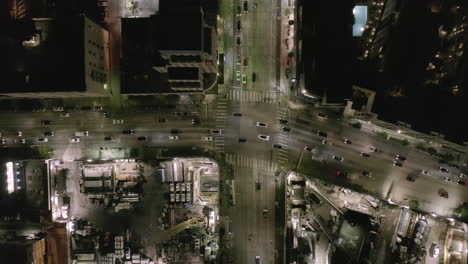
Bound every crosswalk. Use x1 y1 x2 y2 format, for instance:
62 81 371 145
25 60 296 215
276 105 289 164
225 153 278 172
227 89 278 103
214 98 228 151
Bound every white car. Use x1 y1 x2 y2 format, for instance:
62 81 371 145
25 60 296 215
430 243 439 257
53 107 64 112
202 136 213 141
258 135 269 141
210 129 223 134
60 113 70 118
69 138 80 143
169 136 179 140
61 205 69 219
38 138 48 142
332 155 344 162
460 173 466 179
236 71 241 82
113 120 124 124
256 122 268 127
421 170 430 175
242 75 247 84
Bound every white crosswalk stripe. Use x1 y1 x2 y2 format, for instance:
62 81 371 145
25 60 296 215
225 153 277 172
213 98 227 151
227 89 278 103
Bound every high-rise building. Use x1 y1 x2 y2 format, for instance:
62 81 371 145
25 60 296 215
0 16 110 98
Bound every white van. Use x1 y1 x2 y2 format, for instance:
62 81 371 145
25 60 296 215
75 131 89 137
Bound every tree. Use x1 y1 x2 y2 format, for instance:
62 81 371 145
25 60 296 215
34 146 53 159
409 200 419 209
401 139 410 146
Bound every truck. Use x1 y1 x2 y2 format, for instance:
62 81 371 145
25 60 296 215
75 131 89 137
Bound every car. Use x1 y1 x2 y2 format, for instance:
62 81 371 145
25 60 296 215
460 173 467 179
281 127 291 132
361 171 372 177
242 75 246 84
304 146 314 152
169 136 179 140
444 177 452 183
236 56 241 65
370 146 378 152
202 136 213 141
238 138 247 143
243 57 248 67
104 136 114 141
53 107 64 112
60 113 70 118
336 170 348 177
316 131 327 137
236 37 241 46
236 6 241 15
137 136 148 141
15 138 26 144
262 209 268 218
237 20 241 31
343 139 352 144
103 112 111 118
81 106 92 110
321 139 327 144
233 112 242 117
252 72 256 82
430 243 440 257
255 256 261 263
259 135 270 141
256 122 267 127
61 204 69 219
192 117 200 125
438 191 448 198
122 130 135 134
393 161 403 167
158 118 167 123
41 120 51 125
273 144 282 149
421 170 430 175
210 129 222 134
93 106 103 110
125 248 131 260
332 155 344 162
113 119 124 124
98 1 107 7
236 71 241 82
317 112 327 119
1 139 6 144
395 155 406 161
171 129 182 134
33 108 46 112
16 132 22 137
44 131 55 136
255 180 261 190
288 20 295 25
69 138 80 143
38 138 48 142
243 1 248 12
457 180 466 185
406 176 415 182
439 167 449 173
360 152 370 157
279 119 288 125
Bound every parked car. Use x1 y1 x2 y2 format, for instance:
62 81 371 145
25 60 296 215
430 243 440 257
317 112 327 119
210 129 222 134
273 144 282 149
202 136 213 141
258 135 269 141
53 107 64 112
256 122 267 127
281 127 291 132
113 119 124 124
233 112 242 117
238 138 247 143
69 138 80 143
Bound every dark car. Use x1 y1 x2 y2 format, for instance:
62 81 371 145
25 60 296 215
237 20 241 31
317 112 327 119
439 167 449 173
243 1 248 12
281 127 291 132
343 139 352 144
137 136 148 141
170 129 182 134
233 112 243 117
238 138 247 143
122 130 135 134
81 106 92 110
44 131 55 136
316 131 327 137
273 144 282 149
41 120 51 125
236 37 241 46
104 136 114 141
158 118 167 123
406 176 415 182
336 170 348 177
255 180 261 190
361 170 372 177
236 6 241 15
457 180 466 185
262 208 268 218
192 118 200 125
438 191 448 198
279 119 288 125
252 72 256 82
103 112 111 118
395 155 406 161
360 152 370 157
393 161 403 167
